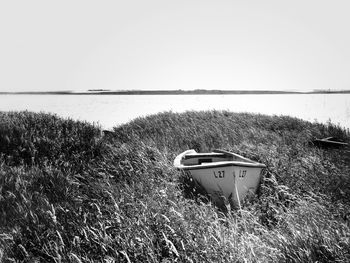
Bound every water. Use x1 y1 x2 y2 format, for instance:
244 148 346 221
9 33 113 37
1 94 350 130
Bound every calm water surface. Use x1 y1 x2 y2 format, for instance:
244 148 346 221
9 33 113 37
1 94 350 129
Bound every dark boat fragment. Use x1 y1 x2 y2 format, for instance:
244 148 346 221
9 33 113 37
312 137 349 149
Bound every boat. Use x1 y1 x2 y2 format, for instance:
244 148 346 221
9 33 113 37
312 137 349 149
174 149 266 207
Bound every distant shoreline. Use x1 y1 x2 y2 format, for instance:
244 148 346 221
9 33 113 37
1 89 350 95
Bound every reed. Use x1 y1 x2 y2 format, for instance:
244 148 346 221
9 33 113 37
0 110 349 262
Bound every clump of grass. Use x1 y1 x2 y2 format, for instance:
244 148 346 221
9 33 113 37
0 110 350 262
0 111 102 168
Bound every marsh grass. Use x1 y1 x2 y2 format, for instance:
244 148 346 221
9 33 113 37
0 110 349 262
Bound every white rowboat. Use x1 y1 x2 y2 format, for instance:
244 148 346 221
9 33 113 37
174 149 266 207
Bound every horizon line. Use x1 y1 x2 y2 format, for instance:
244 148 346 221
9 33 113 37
1 89 350 95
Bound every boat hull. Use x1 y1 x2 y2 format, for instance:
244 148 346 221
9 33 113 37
187 164 264 206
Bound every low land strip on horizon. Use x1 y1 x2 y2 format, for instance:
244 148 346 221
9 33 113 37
1 89 350 95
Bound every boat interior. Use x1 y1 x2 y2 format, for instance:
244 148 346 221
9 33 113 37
182 150 255 166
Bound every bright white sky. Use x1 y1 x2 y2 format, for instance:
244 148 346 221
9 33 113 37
1 0 349 92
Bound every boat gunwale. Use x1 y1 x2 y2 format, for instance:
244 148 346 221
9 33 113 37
177 161 266 170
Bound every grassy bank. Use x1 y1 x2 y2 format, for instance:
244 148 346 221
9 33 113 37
0 110 349 262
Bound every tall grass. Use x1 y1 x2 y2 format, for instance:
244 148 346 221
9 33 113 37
0 110 349 262
0 111 102 168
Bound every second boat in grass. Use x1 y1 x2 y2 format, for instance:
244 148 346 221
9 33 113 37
174 149 266 207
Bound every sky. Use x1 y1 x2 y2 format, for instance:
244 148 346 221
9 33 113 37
1 0 350 92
